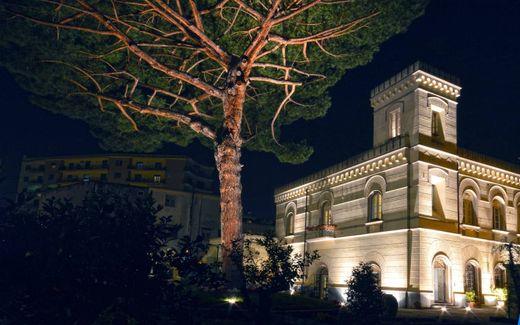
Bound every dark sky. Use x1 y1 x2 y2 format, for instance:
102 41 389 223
1 1 520 219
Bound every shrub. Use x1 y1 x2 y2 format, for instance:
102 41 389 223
382 294 398 319
345 262 385 324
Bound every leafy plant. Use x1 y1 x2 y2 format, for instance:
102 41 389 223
465 290 477 303
494 288 508 301
345 262 385 324
230 233 319 322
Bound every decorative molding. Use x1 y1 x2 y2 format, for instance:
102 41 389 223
274 149 407 203
459 160 520 187
492 229 509 235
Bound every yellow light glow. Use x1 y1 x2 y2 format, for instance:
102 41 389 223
225 297 238 304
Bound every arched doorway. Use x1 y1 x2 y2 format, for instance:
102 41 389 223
433 255 450 303
315 265 328 300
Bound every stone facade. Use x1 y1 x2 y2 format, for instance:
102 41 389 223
275 62 520 308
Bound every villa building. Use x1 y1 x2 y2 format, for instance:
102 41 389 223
274 62 520 308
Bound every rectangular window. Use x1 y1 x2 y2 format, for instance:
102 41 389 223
48 174 55 180
136 162 144 169
114 172 122 179
165 195 176 207
101 160 108 168
115 160 123 167
100 173 107 181
134 174 142 181
153 175 161 183
85 161 91 169
68 162 74 169
154 162 162 169
389 109 401 138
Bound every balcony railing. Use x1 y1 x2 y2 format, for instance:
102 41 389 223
306 224 336 240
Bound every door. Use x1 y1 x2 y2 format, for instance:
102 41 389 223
434 260 447 302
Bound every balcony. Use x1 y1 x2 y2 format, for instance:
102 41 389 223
306 224 336 241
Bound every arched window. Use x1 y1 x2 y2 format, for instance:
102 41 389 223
370 263 382 287
321 201 332 225
462 192 477 225
517 204 520 233
494 264 507 289
464 261 480 294
368 191 383 221
285 209 295 236
314 265 329 300
492 199 505 230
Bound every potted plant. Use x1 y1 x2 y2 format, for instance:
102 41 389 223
465 290 478 308
493 288 507 308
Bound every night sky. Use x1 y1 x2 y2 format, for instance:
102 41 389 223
1 1 519 220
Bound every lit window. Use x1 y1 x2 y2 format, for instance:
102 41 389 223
431 174 446 219
517 204 520 233
463 192 477 225
285 209 295 236
464 262 480 293
368 191 383 221
494 264 507 289
389 109 401 138
321 201 332 225
153 175 161 183
492 199 505 230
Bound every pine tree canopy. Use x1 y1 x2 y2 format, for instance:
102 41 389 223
0 1 427 163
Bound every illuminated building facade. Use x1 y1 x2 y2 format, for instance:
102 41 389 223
18 154 220 240
275 62 520 307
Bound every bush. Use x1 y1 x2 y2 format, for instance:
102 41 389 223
345 262 385 324
382 294 398 319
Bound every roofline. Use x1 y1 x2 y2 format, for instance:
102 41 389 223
371 61 461 97
21 153 214 169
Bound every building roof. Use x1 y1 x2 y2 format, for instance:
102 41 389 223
370 61 461 98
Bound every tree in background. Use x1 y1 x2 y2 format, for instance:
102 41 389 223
494 242 520 319
0 192 181 324
345 262 384 324
0 0 427 278
231 233 319 322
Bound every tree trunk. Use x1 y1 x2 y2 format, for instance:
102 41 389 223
215 81 246 285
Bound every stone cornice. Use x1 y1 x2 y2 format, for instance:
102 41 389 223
274 149 407 204
459 159 520 188
371 71 461 108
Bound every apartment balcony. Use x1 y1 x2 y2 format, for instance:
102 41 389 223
306 224 336 241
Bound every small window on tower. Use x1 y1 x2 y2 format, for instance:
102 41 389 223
388 109 401 138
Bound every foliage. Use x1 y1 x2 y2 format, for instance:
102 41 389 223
494 288 508 302
345 262 384 324
465 290 477 303
167 235 225 290
231 233 319 293
382 293 398 319
0 1 427 162
0 191 215 324
494 242 520 318
230 233 319 321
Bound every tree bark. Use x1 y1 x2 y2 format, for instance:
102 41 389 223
215 80 246 285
